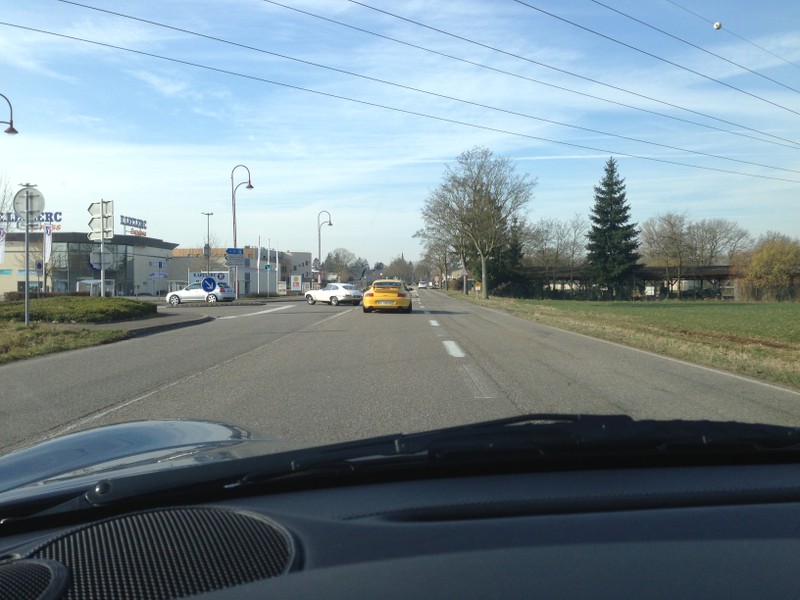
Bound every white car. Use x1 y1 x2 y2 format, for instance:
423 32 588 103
305 283 363 306
166 281 235 305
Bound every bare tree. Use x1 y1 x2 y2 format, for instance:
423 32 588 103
640 212 689 297
324 247 356 282
422 146 535 299
687 218 751 265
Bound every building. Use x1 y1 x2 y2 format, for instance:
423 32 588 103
0 231 177 298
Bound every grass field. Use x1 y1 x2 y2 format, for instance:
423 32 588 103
450 294 800 391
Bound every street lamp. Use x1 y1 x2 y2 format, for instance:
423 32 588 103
1 93 18 135
230 164 253 298
201 211 213 275
317 210 332 286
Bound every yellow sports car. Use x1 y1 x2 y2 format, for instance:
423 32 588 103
362 279 413 313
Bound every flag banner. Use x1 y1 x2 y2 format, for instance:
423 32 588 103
43 225 53 264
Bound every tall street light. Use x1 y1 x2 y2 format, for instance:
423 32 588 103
201 211 213 275
1 93 18 135
317 210 332 287
231 164 253 298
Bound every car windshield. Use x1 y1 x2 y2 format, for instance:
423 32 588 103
1 0 799 471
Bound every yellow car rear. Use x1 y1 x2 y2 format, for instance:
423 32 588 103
362 279 413 313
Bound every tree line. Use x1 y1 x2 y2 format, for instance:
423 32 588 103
416 148 800 301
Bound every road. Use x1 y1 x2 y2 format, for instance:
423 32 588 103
2 290 800 454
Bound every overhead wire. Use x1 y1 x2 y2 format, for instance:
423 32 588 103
5 20 799 183
511 0 800 117
662 0 800 71
590 0 800 95
40 2 800 175
339 0 800 149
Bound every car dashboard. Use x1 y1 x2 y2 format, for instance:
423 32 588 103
1 461 800 599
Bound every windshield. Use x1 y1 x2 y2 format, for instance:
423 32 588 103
1 0 799 467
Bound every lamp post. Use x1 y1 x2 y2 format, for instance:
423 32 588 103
230 164 253 298
1 93 17 135
201 212 213 275
317 210 332 287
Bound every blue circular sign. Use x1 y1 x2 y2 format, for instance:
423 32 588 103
201 277 216 292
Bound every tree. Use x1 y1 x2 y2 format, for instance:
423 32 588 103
640 212 689 298
686 218 751 265
383 256 413 281
324 247 356 282
739 232 800 301
586 158 640 299
421 146 536 299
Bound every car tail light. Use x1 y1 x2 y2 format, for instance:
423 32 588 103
398 292 407 298
365 292 374 297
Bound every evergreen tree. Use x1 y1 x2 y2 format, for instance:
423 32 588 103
586 158 640 299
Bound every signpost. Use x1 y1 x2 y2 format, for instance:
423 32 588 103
88 200 114 297
225 247 244 298
13 184 45 325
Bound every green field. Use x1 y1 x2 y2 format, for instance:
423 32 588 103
452 294 800 391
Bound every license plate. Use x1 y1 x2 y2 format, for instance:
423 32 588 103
377 300 394 305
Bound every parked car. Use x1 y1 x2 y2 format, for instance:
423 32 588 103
418 281 428 288
305 283 363 306
166 281 235 305
362 279 412 313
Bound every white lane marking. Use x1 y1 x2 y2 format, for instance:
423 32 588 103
429 320 440 327
218 305 292 319
442 340 465 358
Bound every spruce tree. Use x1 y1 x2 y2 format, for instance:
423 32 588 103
586 158 640 299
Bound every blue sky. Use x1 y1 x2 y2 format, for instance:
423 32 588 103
2 0 799 265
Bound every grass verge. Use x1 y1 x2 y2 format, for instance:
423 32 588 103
447 292 800 391
0 297 157 364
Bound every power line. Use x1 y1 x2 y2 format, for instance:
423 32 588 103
43 2 800 174
590 0 800 95
262 0 800 151
662 0 800 71
511 0 800 117
339 0 800 148
3 20 798 184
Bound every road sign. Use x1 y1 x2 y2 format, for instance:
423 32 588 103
89 248 113 270
201 277 216 292
13 187 45 224
88 200 114 241
225 248 243 255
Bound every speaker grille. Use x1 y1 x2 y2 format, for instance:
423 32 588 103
28 507 295 600
0 558 70 600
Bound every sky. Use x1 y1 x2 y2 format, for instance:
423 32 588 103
2 0 799 265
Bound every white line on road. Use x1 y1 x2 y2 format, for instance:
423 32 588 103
218 305 292 319
429 320 440 327
442 340 465 358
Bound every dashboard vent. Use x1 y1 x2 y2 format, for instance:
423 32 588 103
27 507 295 600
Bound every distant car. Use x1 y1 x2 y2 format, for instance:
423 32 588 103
305 283 363 306
362 279 412 313
166 281 235 305
418 281 428 289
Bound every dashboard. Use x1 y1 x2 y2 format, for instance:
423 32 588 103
2 461 800 599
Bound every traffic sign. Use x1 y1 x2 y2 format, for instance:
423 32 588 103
89 248 113 270
13 187 45 224
201 277 216 292
225 248 243 255
88 200 114 241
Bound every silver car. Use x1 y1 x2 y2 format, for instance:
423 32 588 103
166 281 235 305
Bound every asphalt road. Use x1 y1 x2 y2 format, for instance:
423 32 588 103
2 290 800 454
